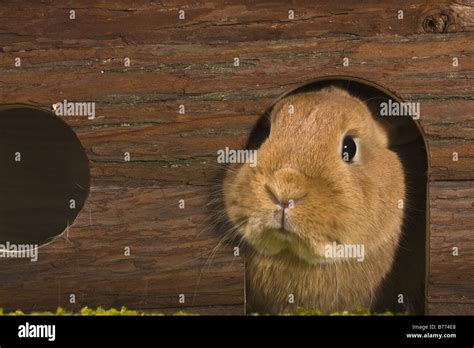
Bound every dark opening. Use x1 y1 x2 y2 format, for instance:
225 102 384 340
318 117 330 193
246 77 428 314
0 106 90 246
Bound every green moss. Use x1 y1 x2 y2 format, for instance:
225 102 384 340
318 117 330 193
0 306 176 316
0 306 406 316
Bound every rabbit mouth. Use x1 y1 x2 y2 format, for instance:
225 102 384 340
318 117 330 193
240 222 334 264
232 214 343 264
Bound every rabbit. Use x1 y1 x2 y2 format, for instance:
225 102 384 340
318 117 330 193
222 86 406 314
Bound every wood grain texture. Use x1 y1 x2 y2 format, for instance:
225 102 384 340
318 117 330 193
0 185 245 314
0 2 472 184
428 181 474 315
0 0 473 50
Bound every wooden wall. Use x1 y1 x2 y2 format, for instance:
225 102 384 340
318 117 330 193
0 0 472 314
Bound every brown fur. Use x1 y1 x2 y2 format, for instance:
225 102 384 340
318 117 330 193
223 87 405 314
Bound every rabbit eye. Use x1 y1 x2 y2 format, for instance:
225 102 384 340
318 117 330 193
342 136 357 163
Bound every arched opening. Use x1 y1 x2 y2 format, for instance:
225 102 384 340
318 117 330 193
0 106 90 247
245 76 428 314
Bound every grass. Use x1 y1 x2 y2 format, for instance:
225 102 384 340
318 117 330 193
0 306 405 316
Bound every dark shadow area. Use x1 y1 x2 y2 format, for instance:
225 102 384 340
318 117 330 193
0 106 90 246
245 77 428 314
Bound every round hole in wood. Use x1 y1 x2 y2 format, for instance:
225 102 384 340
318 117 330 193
0 105 90 246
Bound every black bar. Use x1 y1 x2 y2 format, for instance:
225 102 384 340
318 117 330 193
0 315 473 346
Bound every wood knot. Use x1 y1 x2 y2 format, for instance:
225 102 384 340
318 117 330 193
422 12 451 33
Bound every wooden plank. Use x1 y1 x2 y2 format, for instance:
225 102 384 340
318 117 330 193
427 302 474 315
0 185 245 314
428 181 474 314
0 0 472 53
421 100 474 181
1 35 473 97
0 34 472 184
428 284 474 303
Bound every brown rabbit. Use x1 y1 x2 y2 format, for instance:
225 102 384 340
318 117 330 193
223 87 406 314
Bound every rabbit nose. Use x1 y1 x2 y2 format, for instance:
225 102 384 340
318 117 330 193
268 167 308 201
274 208 286 229
264 183 306 206
265 185 298 228
272 201 290 231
